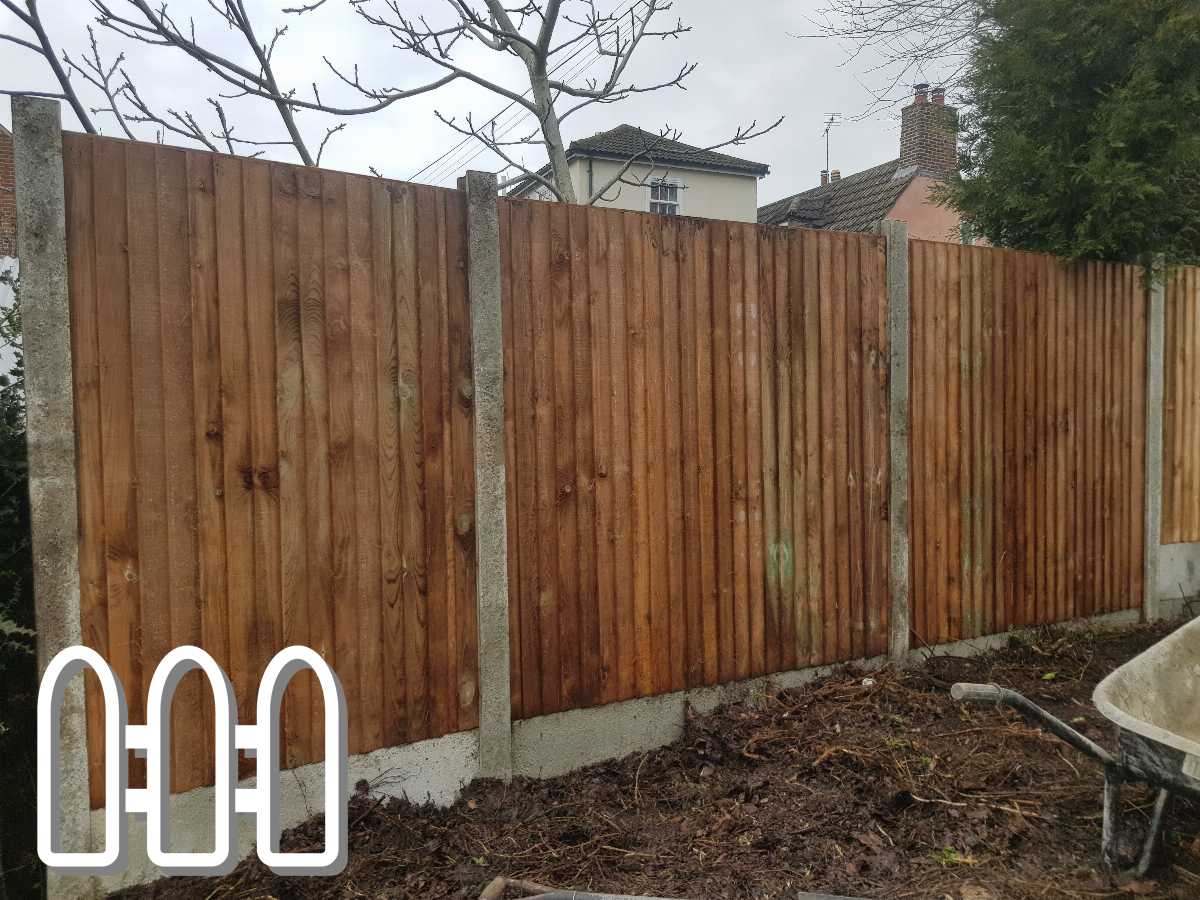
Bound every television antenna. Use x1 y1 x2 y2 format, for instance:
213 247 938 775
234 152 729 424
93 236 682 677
823 113 842 175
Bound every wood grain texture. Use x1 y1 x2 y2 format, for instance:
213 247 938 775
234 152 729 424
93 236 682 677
64 135 477 802
500 206 890 716
908 241 1147 643
1163 266 1200 543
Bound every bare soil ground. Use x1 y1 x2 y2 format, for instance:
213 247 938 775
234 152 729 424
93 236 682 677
117 619 1200 899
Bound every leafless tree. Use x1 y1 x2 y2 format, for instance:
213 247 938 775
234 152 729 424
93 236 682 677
808 0 981 113
349 0 782 203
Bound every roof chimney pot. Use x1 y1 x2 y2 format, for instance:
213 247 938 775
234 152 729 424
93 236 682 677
914 82 930 104
932 86 945 105
820 169 829 186
830 169 841 181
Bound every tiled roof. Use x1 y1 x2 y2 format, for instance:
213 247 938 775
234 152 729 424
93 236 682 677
757 159 915 231
508 124 770 196
568 124 770 176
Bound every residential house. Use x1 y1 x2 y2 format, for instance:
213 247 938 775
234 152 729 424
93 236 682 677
758 85 965 242
509 124 770 223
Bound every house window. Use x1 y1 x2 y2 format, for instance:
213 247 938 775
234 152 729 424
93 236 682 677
649 180 679 216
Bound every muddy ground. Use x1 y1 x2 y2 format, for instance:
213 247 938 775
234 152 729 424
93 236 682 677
117 619 1200 899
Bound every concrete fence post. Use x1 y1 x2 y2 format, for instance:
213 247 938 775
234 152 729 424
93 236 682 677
881 219 911 660
1143 255 1166 623
13 97 95 895
463 171 513 780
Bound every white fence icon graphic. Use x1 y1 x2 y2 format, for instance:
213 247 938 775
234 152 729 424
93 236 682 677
37 645 348 877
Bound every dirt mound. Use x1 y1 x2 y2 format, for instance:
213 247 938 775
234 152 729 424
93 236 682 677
117 620 1200 899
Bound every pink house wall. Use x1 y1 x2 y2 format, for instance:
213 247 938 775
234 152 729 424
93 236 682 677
887 175 963 243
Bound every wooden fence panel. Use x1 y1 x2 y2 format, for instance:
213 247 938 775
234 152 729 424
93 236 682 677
1163 265 1200 543
63 134 476 806
501 203 890 718
910 241 1145 645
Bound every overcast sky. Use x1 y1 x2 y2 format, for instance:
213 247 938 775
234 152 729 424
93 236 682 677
1 1 953 207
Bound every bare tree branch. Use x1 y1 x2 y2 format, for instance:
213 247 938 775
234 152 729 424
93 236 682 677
354 0 774 202
807 0 980 115
62 26 136 138
2 0 99 132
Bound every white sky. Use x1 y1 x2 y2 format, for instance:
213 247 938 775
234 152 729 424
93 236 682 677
1 1 954 207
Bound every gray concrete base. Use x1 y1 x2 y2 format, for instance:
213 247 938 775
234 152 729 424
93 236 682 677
85 605 1195 894
1155 542 1200 613
90 730 478 895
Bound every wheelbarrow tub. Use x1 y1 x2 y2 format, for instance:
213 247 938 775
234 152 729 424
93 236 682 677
1093 616 1200 773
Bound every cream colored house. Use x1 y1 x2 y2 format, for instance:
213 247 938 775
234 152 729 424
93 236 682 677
509 124 769 223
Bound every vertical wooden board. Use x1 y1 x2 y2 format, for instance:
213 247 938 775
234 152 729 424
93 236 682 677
494 199 518 720
1110 264 1126 613
755 228 779 675
801 230 823 664
843 235 866 659
568 205 600 706
1050 260 1064 623
153 147 204 794
862 236 889 654
394 183 428 741
345 174 381 752
742 225 766 676
444 193 477 730
1186 268 1199 541
531 201 564 711
817 231 839 660
1086 262 1102 618
1173 269 1187 544
944 242 963 642
1000 252 1017 631
65 138 110 806
414 186 451 733
549 203 580 708
710 221 736 682
1129 265 1145 594
185 151 227 778
772 232 797 672
909 242 926 642
605 212 636 700
91 139 144 789
678 221 704 686
980 249 999 635
641 216 670 693
270 165 308 767
729 223 751 678
1124 265 1139 603
1035 256 1050 624
508 202 542 715
1021 253 1038 625
625 212 654 696
1102 263 1116 611
374 183 406 744
969 248 986 637
586 209 617 703
661 217 687 692
832 231 853 659
124 143 170 751
958 247 975 638
1062 261 1078 622
758 226 777 676
242 160 283 716
435 192 461 734
296 167 332 756
926 240 945 641
321 171 359 740
694 223 720 685
213 157 256 741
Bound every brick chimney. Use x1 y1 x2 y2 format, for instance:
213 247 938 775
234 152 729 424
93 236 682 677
820 169 829 186
899 83 957 177
0 126 15 258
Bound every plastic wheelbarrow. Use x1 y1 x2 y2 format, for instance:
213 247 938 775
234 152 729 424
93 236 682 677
951 617 1200 875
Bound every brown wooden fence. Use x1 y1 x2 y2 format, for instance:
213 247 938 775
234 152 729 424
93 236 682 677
1163 265 1200 543
500 202 890 720
48 133 1163 807
909 241 1146 645
64 134 477 804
